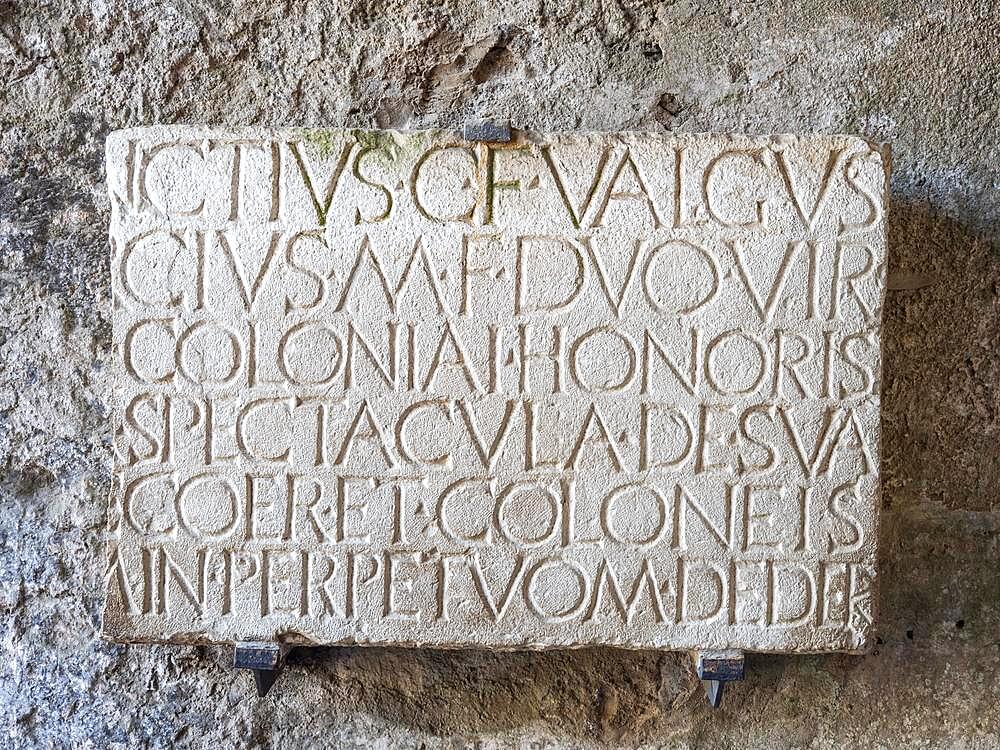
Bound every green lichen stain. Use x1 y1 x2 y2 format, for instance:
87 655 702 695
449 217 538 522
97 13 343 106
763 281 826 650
352 129 398 153
299 128 342 159
353 128 432 167
299 128 433 168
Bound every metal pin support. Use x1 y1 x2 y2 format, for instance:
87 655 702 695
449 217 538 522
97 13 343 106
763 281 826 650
234 641 290 697
693 650 745 708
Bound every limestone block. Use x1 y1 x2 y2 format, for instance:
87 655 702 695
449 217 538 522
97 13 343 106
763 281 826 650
103 127 887 653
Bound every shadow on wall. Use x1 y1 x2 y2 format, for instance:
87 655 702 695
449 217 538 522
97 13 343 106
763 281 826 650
229 199 999 745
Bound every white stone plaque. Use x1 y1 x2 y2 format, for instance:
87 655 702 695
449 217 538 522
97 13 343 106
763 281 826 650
103 127 887 653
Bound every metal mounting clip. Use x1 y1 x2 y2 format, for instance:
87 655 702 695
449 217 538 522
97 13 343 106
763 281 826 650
463 120 512 143
693 650 744 708
234 641 290 697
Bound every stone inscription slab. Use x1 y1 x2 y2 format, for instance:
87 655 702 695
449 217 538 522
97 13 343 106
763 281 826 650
103 127 887 653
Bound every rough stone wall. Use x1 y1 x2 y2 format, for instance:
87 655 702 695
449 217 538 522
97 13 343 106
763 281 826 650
0 0 997 747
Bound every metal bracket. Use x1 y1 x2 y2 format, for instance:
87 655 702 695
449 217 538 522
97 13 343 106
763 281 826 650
693 650 744 708
234 641 290 697
463 120 512 143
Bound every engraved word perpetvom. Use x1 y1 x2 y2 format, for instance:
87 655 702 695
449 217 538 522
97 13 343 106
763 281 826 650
104 127 887 653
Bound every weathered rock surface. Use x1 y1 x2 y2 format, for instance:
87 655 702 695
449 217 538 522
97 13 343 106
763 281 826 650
105 127 885 653
1 1 998 748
